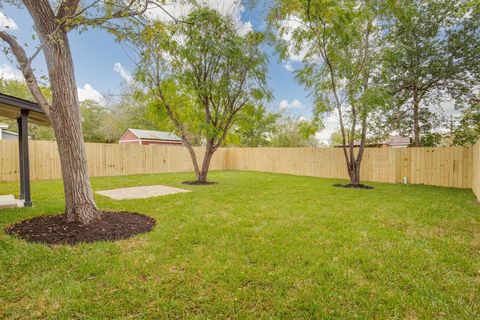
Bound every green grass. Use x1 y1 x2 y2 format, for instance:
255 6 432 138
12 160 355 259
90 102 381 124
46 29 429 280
0 171 479 319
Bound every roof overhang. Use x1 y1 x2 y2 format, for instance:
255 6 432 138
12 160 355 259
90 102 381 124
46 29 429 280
0 93 50 126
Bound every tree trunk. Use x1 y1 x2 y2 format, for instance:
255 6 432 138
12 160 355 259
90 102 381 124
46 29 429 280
183 140 202 181
345 150 361 186
182 142 215 183
24 1 100 224
43 35 100 224
413 86 421 147
351 121 368 186
198 147 215 182
348 162 361 185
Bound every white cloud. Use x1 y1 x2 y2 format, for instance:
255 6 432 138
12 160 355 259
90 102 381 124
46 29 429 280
237 20 253 36
315 114 340 145
0 12 18 31
283 61 295 72
146 0 253 36
145 2 193 21
0 63 23 80
278 16 309 62
279 99 303 110
113 62 133 82
77 84 105 105
298 115 308 122
436 96 462 117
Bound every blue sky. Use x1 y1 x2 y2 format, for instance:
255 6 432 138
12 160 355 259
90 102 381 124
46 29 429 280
0 1 338 144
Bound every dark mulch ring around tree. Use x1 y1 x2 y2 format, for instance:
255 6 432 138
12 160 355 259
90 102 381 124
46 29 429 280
5 211 156 246
182 180 218 185
333 183 374 190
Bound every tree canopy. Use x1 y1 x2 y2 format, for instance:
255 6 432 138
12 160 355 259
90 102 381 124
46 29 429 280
377 0 480 146
131 7 271 181
270 0 387 186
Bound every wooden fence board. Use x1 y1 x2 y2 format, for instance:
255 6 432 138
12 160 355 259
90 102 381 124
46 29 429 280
0 141 477 193
473 143 480 200
224 146 473 189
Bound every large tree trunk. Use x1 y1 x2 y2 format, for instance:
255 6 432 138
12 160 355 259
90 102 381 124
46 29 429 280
24 0 100 224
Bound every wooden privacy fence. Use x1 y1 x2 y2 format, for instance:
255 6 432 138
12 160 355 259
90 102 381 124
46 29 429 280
473 142 480 199
0 140 226 182
0 140 478 194
225 146 474 189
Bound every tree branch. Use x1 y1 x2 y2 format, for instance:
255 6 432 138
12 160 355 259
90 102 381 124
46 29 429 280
66 0 150 29
25 23 63 72
305 0 350 167
0 31 51 119
57 0 81 18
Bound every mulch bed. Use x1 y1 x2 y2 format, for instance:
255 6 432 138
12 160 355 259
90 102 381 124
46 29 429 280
182 180 218 185
5 211 155 246
333 183 374 190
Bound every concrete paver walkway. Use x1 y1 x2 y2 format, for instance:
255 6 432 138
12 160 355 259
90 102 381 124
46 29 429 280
96 185 190 200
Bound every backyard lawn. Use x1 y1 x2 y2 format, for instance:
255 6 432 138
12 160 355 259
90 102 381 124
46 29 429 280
0 171 479 319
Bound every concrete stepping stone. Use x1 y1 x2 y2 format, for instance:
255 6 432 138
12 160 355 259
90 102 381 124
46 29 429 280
96 185 190 200
0 195 21 209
